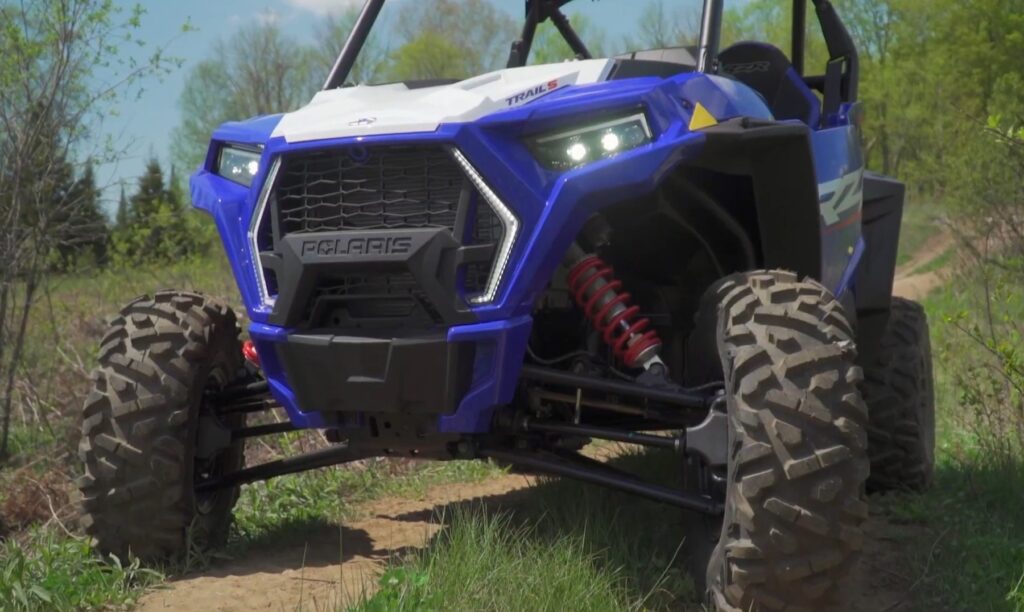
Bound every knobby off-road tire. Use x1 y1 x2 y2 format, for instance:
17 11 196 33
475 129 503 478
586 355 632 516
77 291 245 561
700 271 869 611
861 297 935 492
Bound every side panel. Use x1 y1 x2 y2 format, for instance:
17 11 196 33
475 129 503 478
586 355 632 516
811 124 864 294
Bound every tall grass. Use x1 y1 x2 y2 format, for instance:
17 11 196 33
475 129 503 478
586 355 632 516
355 448 700 611
0 529 161 611
355 506 636 612
887 264 1024 610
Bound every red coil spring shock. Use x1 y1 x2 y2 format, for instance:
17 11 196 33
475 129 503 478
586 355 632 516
567 253 662 369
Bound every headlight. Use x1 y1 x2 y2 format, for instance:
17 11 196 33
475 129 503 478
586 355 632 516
217 145 262 187
527 112 653 171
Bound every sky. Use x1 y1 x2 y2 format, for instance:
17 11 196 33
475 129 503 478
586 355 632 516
95 0 711 213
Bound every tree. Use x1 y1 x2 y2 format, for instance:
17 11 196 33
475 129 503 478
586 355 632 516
115 185 129 229
314 9 387 85
530 14 610 65
111 158 206 265
56 161 109 267
631 0 701 49
388 0 516 79
382 31 469 81
172 22 322 171
0 0 174 462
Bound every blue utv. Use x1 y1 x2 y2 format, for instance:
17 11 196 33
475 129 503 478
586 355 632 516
78 1 935 609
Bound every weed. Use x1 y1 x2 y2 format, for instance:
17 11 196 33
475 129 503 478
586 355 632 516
0 528 162 611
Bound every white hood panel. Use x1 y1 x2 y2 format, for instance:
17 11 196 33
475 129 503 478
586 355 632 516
272 59 615 143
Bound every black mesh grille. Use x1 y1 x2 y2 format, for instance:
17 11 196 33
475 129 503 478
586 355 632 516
256 145 507 329
275 146 463 235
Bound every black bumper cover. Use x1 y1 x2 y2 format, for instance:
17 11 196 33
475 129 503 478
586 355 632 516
276 333 475 415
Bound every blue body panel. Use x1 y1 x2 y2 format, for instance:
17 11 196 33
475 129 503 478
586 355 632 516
191 69 864 435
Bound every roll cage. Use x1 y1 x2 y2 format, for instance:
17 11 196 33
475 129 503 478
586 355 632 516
323 0 859 112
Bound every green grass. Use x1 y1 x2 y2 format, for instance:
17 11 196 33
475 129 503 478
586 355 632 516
0 529 162 612
354 507 638 612
355 448 700 611
232 458 506 546
881 266 1024 611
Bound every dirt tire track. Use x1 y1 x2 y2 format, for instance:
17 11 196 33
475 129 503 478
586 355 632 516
893 230 954 301
136 472 539 611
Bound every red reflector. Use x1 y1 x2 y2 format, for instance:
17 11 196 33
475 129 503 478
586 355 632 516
242 340 260 366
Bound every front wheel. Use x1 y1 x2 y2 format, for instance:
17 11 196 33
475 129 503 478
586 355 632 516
77 291 245 561
696 271 869 611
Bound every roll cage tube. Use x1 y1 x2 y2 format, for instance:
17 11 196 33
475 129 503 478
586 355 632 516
323 0 384 90
794 0 860 106
323 0 858 95
507 0 592 68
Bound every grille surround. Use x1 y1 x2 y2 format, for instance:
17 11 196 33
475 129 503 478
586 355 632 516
251 145 512 329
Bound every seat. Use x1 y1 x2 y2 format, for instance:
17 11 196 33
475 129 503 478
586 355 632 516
718 42 821 127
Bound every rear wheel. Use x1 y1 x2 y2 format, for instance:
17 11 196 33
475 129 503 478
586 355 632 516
77 291 245 560
691 271 869 611
861 297 935 492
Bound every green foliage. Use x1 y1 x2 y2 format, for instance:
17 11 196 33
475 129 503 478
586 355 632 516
0 529 162 611
382 32 469 82
529 14 610 65
110 158 212 266
878 271 1024 610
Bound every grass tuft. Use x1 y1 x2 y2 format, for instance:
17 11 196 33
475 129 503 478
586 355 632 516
0 528 162 611
354 506 635 612
354 447 700 611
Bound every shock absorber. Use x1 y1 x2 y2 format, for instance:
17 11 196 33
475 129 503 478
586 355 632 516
566 243 663 370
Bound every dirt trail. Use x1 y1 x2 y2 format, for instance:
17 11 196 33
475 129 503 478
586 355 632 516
137 473 539 611
138 238 957 612
137 468 921 612
892 230 954 300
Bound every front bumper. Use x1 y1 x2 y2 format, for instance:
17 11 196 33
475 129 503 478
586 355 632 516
250 315 531 432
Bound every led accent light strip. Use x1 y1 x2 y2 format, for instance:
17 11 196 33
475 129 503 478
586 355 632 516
451 149 520 305
248 157 280 307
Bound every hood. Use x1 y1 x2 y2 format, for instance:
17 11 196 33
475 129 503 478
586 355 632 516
272 59 615 144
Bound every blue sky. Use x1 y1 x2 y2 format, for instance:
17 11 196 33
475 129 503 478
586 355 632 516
96 0 710 213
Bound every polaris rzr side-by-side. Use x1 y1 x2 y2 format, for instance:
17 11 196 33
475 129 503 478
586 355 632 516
77 0 935 608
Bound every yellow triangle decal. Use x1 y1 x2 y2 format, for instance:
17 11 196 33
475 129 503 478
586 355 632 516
689 102 718 131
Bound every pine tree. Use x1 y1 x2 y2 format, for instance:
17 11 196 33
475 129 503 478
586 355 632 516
130 158 167 221
66 161 109 265
166 163 184 211
115 185 129 228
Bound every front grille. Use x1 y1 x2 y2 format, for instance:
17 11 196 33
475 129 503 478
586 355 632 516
275 146 463 234
255 145 506 329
